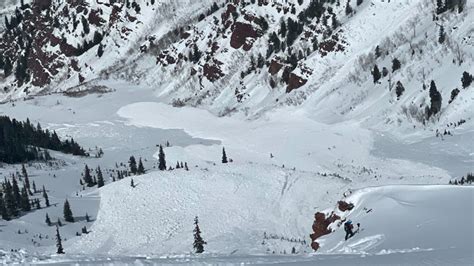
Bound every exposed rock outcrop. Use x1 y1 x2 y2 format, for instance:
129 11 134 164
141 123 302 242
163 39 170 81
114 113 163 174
230 22 259 50
286 73 308 93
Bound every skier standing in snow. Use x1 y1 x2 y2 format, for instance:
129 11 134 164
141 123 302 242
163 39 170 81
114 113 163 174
344 220 355 240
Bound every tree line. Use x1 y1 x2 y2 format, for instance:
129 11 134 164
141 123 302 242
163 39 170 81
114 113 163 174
0 116 88 164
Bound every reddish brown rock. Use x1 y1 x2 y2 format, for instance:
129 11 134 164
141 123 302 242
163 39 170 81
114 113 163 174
203 60 225 82
268 59 284 75
230 22 259 49
309 212 341 251
319 32 347 57
88 9 104 26
338 201 355 212
286 73 307 93
221 4 236 25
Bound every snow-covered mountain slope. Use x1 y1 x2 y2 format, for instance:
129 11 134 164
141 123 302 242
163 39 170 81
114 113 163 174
0 0 472 140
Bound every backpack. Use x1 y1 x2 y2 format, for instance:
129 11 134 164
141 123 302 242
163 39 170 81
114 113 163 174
344 222 351 231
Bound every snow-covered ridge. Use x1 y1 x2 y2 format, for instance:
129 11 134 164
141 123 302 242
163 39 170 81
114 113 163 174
317 185 473 259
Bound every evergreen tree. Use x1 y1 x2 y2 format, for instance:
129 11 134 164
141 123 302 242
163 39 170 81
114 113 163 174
375 45 382 58
20 185 31 212
42 185 50 207
436 0 445 14
0 193 10 220
279 19 287 37
85 213 90 222
4 180 18 217
83 165 93 187
429 80 442 117
97 43 104 57
438 25 445 44
158 145 166 171
356 0 363 6
21 164 29 188
45 213 52 226
3 57 12 77
449 88 460 104
81 15 90 34
372 64 381 83
392 58 401 72
129 156 138 174
222 147 228 163
12 176 21 208
395 81 405 99
56 226 65 254
97 166 104 188
191 45 201 63
137 158 145 174
193 216 206 253
63 199 74 223
461 71 472 88
345 1 353 15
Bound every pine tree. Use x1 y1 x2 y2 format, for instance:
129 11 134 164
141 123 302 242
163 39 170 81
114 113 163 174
392 58 401 72
345 1 353 15
429 80 442 117
85 213 90 222
222 147 228 163
4 180 18 217
129 156 138 174
56 226 65 254
97 43 104 57
83 165 93 187
375 45 381 58
63 199 74 223
193 216 206 253
436 0 445 14
20 185 31 212
395 81 405 99
0 193 10 220
42 186 50 207
12 176 21 208
438 25 445 44
372 64 381 83
137 158 145 174
461 71 472 89
21 164 30 189
158 145 166 171
45 213 52 226
97 166 104 188
3 57 12 77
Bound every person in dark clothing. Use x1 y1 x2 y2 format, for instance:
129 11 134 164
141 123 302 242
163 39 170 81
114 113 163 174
344 220 355 240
